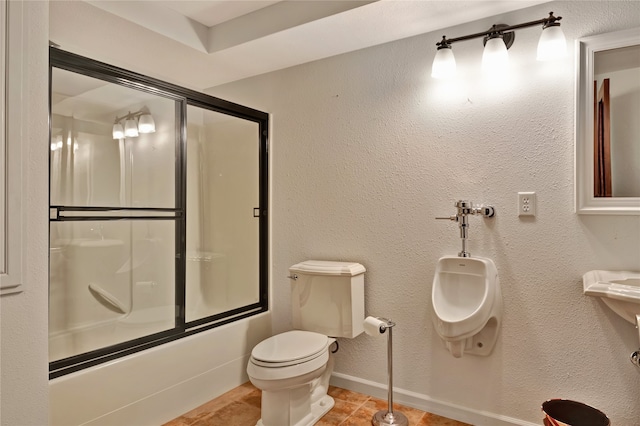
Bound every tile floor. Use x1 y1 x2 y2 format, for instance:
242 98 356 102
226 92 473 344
164 382 472 426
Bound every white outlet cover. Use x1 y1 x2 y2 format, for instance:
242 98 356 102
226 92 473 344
518 192 536 216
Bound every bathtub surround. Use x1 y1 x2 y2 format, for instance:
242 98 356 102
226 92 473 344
2 1 639 426
49 314 272 425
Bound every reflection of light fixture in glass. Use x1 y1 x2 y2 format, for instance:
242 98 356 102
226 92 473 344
137 113 156 133
112 123 124 139
112 108 156 139
51 137 64 151
51 135 61 151
124 118 139 137
431 12 566 79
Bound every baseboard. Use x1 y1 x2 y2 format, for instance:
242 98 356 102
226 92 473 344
330 372 540 426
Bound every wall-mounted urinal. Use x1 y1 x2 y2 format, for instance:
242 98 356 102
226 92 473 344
431 256 502 358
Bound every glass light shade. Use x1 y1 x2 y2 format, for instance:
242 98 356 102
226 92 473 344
482 36 509 74
537 25 567 61
138 114 156 133
431 47 457 79
124 118 139 137
112 123 125 139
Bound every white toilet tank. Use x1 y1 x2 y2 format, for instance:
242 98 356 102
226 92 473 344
289 260 365 338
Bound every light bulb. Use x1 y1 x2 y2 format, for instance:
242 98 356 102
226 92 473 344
138 113 156 133
431 45 457 79
482 36 509 74
537 24 566 61
124 118 139 137
112 123 124 139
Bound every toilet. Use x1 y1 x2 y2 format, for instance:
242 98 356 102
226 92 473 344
431 256 502 358
247 260 365 426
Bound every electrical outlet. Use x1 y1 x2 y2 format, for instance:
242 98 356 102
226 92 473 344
518 192 536 216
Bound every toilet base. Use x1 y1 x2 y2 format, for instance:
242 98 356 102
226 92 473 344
256 394 334 426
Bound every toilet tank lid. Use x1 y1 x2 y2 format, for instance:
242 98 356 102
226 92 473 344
290 260 365 276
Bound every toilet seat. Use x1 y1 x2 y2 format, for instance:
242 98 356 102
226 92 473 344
250 330 329 368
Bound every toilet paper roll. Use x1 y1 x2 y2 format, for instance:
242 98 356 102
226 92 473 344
363 316 386 336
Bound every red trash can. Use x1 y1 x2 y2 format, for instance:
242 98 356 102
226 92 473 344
542 399 610 426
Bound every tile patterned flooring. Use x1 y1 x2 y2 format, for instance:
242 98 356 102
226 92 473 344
164 382 472 426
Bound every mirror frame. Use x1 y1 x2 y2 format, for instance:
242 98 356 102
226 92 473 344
575 27 640 215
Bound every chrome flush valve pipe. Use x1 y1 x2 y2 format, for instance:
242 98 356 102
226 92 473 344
436 200 495 257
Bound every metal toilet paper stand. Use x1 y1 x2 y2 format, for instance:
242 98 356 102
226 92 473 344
371 318 408 426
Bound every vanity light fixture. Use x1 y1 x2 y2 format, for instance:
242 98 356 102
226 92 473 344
112 108 156 139
482 32 509 74
431 11 566 79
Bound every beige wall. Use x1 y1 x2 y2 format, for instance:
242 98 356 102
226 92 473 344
5 1 640 425
208 2 640 424
0 1 49 424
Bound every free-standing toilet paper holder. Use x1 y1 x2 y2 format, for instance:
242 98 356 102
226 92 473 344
367 317 409 426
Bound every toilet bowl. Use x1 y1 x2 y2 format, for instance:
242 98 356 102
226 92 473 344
431 256 502 357
247 331 336 426
247 260 365 426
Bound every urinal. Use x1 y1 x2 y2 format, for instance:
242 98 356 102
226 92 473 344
431 256 502 358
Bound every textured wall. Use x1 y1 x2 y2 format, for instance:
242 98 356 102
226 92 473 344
209 2 640 424
0 1 50 424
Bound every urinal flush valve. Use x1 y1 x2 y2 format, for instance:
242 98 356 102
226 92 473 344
436 200 495 258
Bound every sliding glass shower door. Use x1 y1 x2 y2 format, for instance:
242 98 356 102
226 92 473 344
49 48 268 377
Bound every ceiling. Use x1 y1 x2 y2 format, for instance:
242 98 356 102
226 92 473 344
51 0 553 90
158 1 283 27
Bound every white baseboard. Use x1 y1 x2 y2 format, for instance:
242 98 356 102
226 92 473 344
330 372 540 426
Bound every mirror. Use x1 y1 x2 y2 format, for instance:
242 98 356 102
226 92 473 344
576 27 640 214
